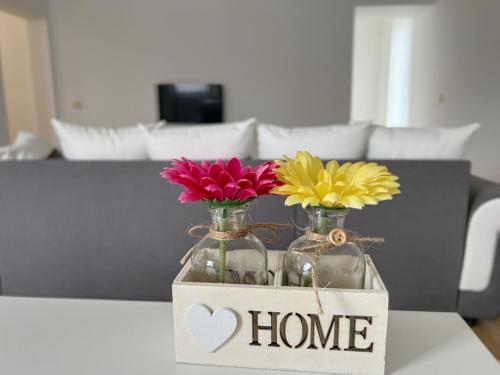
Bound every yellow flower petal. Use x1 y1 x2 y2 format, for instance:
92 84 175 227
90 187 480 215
326 160 339 176
301 196 319 208
322 192 339 204
340 195 364 209
285 194 305 206
273 153 400 209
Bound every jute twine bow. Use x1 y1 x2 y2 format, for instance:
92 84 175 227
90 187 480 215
291 228 384 314
180 222 293 265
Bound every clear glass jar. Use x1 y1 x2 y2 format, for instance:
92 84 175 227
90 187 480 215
285 207 366 289
190 204 268 285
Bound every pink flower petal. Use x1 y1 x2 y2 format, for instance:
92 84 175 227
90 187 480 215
200 160 211 171
253 164 268 179
179 190 207 203
205 184 224 201
208 163 223 179
255 178 275 188
256 185 278 194
161 158 279 204
188 164 208 181
256 182 276 192
160 168 182 184
237 188 257 202
173 175 211 199
217 171 234 186
205 183 222 192
224 183 241 200
215 159 226 169
225 158 243 180
236 178 253 189
260 169 276 180
242 171 257 184
171 159 190 173
177 173 203 188
200 176 217 187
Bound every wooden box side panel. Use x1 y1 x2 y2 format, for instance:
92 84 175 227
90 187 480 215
173 284 387 374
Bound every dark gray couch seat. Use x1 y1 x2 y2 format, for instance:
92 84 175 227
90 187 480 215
0 160 471 313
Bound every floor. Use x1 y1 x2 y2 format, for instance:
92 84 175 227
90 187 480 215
473 317 500 360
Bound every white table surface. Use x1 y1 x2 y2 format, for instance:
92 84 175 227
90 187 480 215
0 296 498 375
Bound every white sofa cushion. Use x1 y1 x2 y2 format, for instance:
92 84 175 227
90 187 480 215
142 119 256 160
0 131 53 160
367 123 480 159
52 119 164 160
256 122 371 159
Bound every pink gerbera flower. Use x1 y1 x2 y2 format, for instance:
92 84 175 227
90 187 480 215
160 157 279 205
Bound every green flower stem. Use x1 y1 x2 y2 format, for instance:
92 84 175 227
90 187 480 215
303 277 312 287
217 208 228 283
319 210 328 235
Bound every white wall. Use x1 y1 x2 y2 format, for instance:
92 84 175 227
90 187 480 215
351 8 392 125
410 0 500 181
47 0 434 129
48 0 356 128
352 5 431 127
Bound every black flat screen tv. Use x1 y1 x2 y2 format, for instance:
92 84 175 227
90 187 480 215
158 83 223 123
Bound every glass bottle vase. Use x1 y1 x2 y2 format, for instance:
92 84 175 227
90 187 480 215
190 204 268 285
285 207 366 289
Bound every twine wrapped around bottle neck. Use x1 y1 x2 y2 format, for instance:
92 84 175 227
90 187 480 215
180 222 293 265
303 228 384 248
290 227 384 314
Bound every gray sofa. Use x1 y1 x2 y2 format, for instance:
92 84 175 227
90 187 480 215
0 160 497 318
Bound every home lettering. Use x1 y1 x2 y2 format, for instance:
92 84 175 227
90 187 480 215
248 310 373 352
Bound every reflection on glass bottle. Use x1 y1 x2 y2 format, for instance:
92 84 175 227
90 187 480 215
286 207 365 289
191 204 268 285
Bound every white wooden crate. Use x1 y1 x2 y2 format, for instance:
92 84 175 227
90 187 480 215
173 251 389 375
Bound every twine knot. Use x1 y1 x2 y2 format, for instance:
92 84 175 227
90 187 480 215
181 222 293 265
188 222 293 244
303 228 384 249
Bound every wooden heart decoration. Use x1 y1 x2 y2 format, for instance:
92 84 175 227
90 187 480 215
185 304 238 352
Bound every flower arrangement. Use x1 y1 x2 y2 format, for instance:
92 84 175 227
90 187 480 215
161 157 279 207
272 151 400 209
161 157 279 283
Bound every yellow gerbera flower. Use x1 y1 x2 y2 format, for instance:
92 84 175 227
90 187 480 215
272 151 401 209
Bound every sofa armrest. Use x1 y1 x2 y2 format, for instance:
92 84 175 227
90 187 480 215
459 176 500 293
458 176 500 318
469 176 500 211
459 242 500 318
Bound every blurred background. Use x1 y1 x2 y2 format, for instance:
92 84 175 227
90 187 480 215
0 0 498 178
